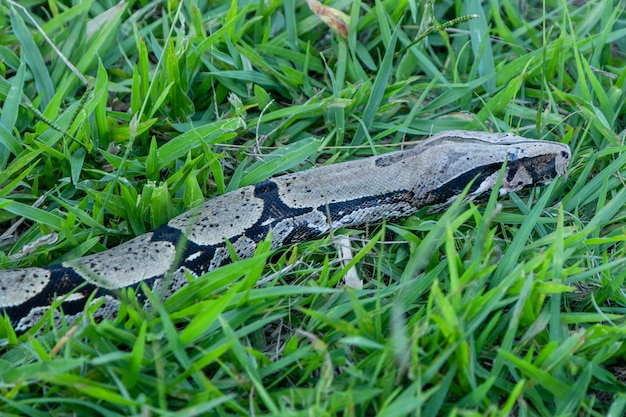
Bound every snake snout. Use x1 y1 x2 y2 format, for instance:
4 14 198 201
555 148 571 175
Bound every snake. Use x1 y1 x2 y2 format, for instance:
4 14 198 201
0 130 571 334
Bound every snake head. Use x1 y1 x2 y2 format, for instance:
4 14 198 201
409 130 571 208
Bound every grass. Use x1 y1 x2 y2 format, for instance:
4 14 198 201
0 0 625 415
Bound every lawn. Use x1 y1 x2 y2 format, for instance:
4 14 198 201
1 0 625 415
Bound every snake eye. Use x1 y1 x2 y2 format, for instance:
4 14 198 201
507 149 520 162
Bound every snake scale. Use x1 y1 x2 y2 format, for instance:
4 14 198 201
0 130 571 334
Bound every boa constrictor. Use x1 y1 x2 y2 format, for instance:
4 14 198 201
0 130 571 334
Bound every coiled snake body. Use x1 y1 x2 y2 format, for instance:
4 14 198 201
0 131 571 334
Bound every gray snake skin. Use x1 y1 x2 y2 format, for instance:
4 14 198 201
0 130 571 334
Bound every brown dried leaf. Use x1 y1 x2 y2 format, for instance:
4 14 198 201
304 0 350 38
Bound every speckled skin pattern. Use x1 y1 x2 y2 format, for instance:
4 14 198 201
0 130 571 333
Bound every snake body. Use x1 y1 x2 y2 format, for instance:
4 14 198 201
0 131 571 334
